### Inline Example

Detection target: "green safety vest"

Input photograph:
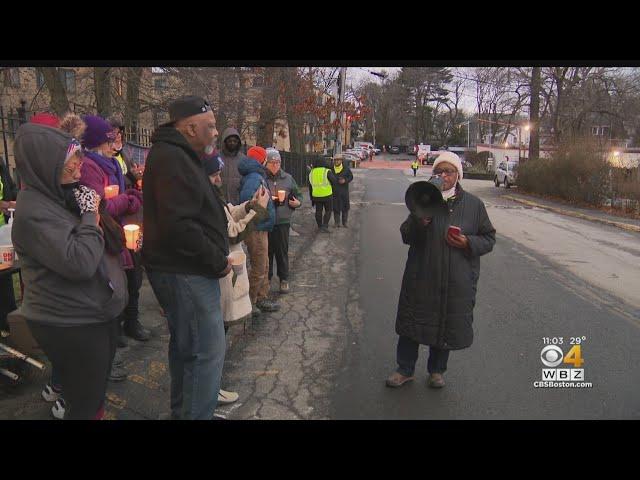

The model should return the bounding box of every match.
[309,167,332,198]
[115,153,128,175]
[412,161,419,169]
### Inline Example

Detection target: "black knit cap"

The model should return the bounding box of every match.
[166,96,212,125]
[203,154,221,175]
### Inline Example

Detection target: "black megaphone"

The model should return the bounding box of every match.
[404,176,446,219]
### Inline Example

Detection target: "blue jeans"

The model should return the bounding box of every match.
[396,335,450,376]
[147,270,226,420]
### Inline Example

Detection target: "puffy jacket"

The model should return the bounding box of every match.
[11,123,128,326]
[238,157,276,232]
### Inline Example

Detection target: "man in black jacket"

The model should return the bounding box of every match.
[142,96,232,420]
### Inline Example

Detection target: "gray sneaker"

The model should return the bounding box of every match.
[256,299,281,312]
[279,280,290,294]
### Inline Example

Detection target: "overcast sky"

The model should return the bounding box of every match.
[346,66,478,113]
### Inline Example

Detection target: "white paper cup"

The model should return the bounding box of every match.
[228,251,246,275]
[278,190,286,202]
[0,244,15,270]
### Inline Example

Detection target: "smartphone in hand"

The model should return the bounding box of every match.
[448,225,462,236]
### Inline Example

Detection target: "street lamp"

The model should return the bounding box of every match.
[610,150,621,206]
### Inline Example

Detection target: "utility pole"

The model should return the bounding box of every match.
[335,67,347,155]
[528,66,541,160]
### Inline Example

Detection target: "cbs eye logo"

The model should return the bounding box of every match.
[540,345,584,368]
[540,346,564,367]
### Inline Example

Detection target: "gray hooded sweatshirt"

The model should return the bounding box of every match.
[219,127,248,205]
[11,123,128,326]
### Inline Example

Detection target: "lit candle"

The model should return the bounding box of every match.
[104,185,119,199]
[123,224,140,250]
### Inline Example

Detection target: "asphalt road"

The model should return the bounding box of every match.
[331,168,640,419]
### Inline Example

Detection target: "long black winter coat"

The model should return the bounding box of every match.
[395,184,496,349]
[331,164,353,212]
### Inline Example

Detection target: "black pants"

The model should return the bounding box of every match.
[268,223,290,281]
[333,210,349,226]
[396,335,450,376]
[314,199,333,228]
[119,250,143,327]
[332,190,350,226]
[27,319,118,419]
[0,274,17,331]
[412,168,417,177]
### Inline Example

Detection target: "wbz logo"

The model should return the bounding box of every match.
[542,369,584,381]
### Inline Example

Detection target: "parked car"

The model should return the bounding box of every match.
[422,151,444,165]
[373,148,381,155]
[341,152,361,168]
[389,145,400,154]
[346,148,369,161]
[494,160,518,188]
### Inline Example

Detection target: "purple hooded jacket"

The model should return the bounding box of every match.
[80,152,141,269]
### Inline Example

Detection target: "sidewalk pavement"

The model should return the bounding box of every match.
[0,184,360,420]
[503,192,640,233]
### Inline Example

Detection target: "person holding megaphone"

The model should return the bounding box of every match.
[386,152,496,389]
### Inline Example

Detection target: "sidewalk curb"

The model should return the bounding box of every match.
[503,195,640,233]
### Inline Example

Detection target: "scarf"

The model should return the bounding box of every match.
[334,164,343,174]
[84,150,125,193]
[442,183,460,201]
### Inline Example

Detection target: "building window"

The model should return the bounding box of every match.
[116,77,124,96]
[59,69,76,93]
[252,76,264,88]
[591,126,599,136]
[5,68,20,88]
[154,76,167,91]
[35,69,45,88]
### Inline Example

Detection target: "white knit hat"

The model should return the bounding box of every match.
[432,151,463,180]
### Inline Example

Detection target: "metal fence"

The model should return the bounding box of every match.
[280,150,326,188]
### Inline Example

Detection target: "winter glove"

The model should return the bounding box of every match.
[73,185,100,215]
[126,193,142,214]
[125,188,143,202]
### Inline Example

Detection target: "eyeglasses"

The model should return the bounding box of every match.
[432,168,457,176]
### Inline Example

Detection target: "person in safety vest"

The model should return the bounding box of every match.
[308,158,336,233]
[411,159,419,177]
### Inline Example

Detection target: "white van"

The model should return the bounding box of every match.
[354,141,374,151]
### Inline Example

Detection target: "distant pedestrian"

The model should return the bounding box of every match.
[309,158,336,233]
[386,151,496,389]
[331,155,352,228]
[411,159,419,177]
